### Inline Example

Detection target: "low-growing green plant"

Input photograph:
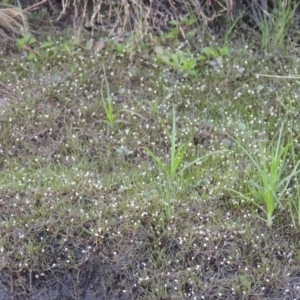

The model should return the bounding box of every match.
[15,34,79,61]
[288,135,300,230]
[15,33,39,60]
[15,33,37,56]
[100,67,146,128]
[144,107,189,179]
[227,125,300,227]
[101,74,115,127]
[39,39,76,56]
[157,14,196,44]
[155,47,198,75]
[158,27,180,44]
[154,45,229,76]
[169,14,197,28]
[143,107,225,180]
[112,36,136,55]
[199,45,229,61]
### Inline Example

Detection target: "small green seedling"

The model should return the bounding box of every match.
[16,33,37,59]
[100,67,146,128]
[143,107,225,180]
[155,45,229,76]
[227,125,300,227]
[288,133,300,230]
[101,72,115,127]
[198,45,229,62]
[16,33,36,49]
[155,48,198,75]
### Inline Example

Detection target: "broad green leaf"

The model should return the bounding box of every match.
[202,47,219,58]
[28,53,37,60]
[160,55,171,64]
[39,41,55,49]
[218,45,229,56]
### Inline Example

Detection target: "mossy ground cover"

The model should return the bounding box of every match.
[1,7,300,300]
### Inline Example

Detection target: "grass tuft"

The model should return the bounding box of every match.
[0,4,28,44]
[227,125,300,227]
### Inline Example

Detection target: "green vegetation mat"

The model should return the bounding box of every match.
[1,3,300,299]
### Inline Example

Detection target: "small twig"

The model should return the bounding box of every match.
[29,269,32,291]
[48,0,59,13]
[256,73,300,79]
[24,0,48,12]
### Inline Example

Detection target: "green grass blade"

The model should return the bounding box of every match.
[143,147,169,176]
[170,106,176,177]
[180,150,227,173]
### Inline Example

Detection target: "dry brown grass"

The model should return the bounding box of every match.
[57,0,300,37]
[59,0,234,33]
[0,4,28,43]
[0,81,16,114]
